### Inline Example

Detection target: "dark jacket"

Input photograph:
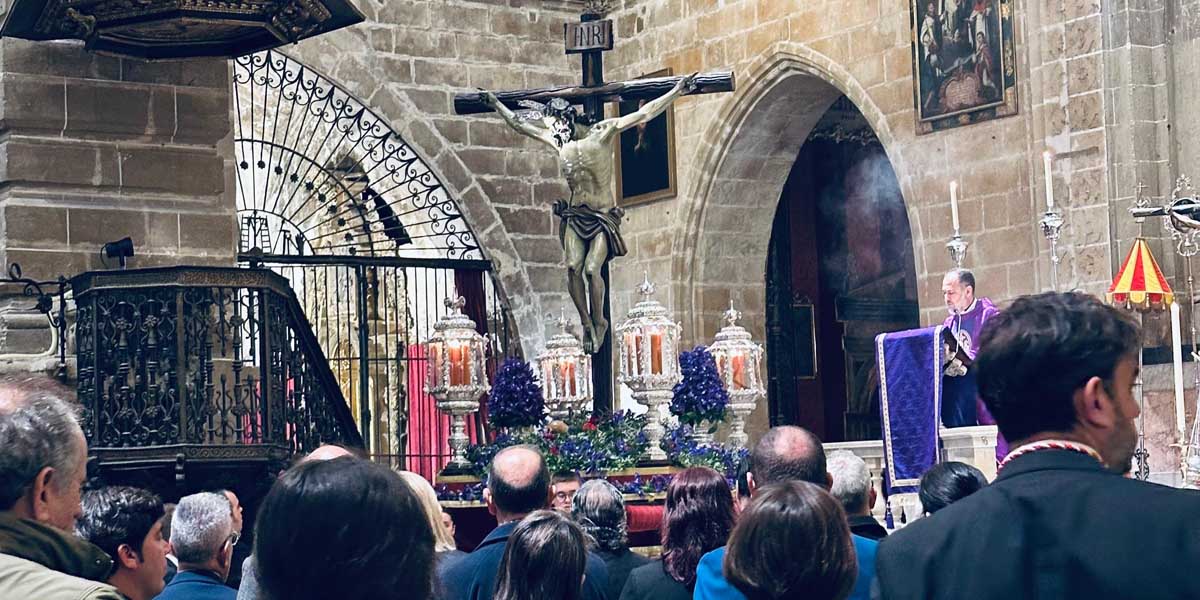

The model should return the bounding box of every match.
[0,512,122,600]
[618,561,690,600]
[874,449,1200,600]
[155,570,237,600]
[596,548,649,600]
[439,520,610,600]
[694,535,877,600]
[847,514,888,541]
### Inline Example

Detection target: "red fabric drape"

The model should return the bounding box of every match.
[404,270,496,479]
[406,344,451,479]
[454,270,495,442]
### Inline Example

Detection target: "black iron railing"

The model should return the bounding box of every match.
[72,266,362,456]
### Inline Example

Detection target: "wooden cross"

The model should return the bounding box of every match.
[453,9,735,413]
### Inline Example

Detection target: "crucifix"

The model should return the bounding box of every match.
[455,2,735,412]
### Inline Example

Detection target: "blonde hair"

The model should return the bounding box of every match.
[398,470,458,552]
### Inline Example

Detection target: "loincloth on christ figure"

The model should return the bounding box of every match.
[553,199,628,258]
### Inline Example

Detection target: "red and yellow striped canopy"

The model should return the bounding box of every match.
[1107,238,1174,310]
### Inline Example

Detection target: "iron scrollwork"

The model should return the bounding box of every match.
[73,267,363,453]
[232,50,483,261]
[1,263,70,379]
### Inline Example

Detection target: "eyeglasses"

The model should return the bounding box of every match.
[225,532,240,548]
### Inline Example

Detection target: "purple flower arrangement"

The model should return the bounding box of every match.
[661,422,748,480]
[670,346,730,430]
[461,411,649,479]
[487,358,545,430]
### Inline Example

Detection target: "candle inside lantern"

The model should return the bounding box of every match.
[543,361,555,397]
[731,352,748,390]
[650,330,663,375]
[950,181,960,234]
[623,331,641,376]
[430,343,443,388]
[447,342,468,386]
[1043,150,1055,211]
[560,359,576,397]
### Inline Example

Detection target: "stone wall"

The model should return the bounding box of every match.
[0,39,235,278]
[0,36,235,361]
[284,0,587,356]
[594,0,1122,342]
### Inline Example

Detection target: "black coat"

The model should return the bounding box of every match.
[619,561,691,600]
[848,515,888,541]
[439,521,610,600]
[596,548,650,600]
[874,449,1200,600]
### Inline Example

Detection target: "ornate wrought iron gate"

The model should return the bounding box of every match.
[232,51,510,469]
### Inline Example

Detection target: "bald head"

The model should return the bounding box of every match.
[487,445,550,518]
[302,444,356,463]
[750,426,827,487]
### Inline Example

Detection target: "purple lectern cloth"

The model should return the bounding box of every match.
[876,326,944,496]
[942,297,1008,460]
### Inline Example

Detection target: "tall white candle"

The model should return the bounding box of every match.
[950,181,960,234]
[1172,301,1186,440]
[1043,150,1055,211]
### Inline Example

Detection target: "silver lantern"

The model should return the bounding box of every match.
[707,303,765,449]
[425,297,490,472]
[537,313,593,420]
[616,276,681,461]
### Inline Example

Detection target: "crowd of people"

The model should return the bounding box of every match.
[3,291,1200,600]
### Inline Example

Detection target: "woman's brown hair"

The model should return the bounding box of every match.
[723,481,857,600]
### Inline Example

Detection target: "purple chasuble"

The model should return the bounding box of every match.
[942,297,1007,460]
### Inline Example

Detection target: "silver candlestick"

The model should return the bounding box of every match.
[1040,210,1065,291]
[946,234,968,269]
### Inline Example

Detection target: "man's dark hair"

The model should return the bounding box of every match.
[255,457,434,600]
[552,471,581,486]
[75,486,165,573]
[950,268,976,292]
[918,462,987,515]
[488,445,551,516]
[750,426,827,486]
[977,291,1140,443]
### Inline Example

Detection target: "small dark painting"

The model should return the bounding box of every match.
[615,68,678,207]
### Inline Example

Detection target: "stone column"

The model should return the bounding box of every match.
[0,38,235,366]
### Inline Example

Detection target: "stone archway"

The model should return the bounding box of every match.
[678,46,923,438]
[679,45,918,338]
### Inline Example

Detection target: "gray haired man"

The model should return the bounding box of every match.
[571,479,648,600]
[156,492,238,600]
[0,375,123,599]
[827,450,887,540]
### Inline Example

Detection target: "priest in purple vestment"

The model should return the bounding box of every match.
[941,269,1008,460]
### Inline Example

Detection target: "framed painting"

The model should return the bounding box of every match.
[910,0,1017,134]
[614,68,678,207]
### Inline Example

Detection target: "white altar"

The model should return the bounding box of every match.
[825,425,998,528]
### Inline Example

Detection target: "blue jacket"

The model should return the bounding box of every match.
[439,521,611,600]
[154,570,237,600]
[693,534,877,600]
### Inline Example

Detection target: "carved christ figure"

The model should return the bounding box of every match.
[479,73,697,353]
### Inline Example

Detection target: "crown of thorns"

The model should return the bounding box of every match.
[516,98,576,123]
